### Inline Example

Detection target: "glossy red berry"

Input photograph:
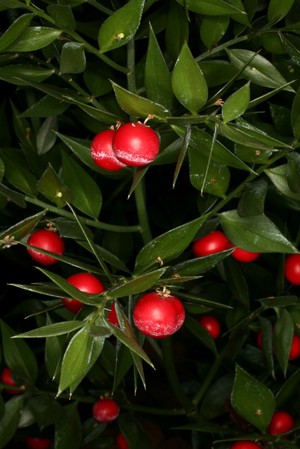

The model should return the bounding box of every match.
[27,229,65,265]
[0,367,20,394]
[133,290,185,338]
[92,398,120,423]
[112,122,160,167]
[267,410,295,436]
[90,129,126,171]
[230,246,261,263]
[116,432,129,449]
[285,254,300,285]
[62,273,105,314]
[230,441,261,449]
[198,314,221,339]
[107,302,119,326]
[192,230,230,257]
[25,437,52,449]
[288,334,300,360]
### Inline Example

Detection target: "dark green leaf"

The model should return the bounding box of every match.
[0,65,54,85]
[276,368,300,406]
[273,309,294,376]
[222,82,250,123]
[0,210,45,247]
[287,152,300,193]
[60,42,86,74]
[135,216,206,273]
[62,152,102,218]
[6,27,62,52]
[37,164,72,208]
[36,117,58,155]
[45,334,64,381]
[291,86,300,138]
[0,151,37,195]
[172,42,208,114]
[223,258,249,308]
[0,13,34,51]
[0,395,24,449]
[13,321,85,338]
[0,159,4,184]
[176,0,246,15]
[221,210,298,254]
[20,95,69,118]
[231,364,275,431]
[54,403,82,449]
[200,15,229,49]
[237,179,268,217]
[47,5,76,31]
[184,315,217,354]
[98,0,145,53]
[268,0,295,23]
[265,164,300,201]
[227,49,294,92]
[165,1,189,60]
[170,250,233,276]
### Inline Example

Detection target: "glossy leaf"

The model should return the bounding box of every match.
[36,116,58,155]
[0,210,46,247]
[0,13,34,51]
[237,179,268,217]
[112,81,169,119]
[60,42,86,74]
[170,249,233,276]
[6,27,62,52]
[172,42,208,114]
[189,147,230,198]
[165,1,189,60]
[0,320,38,383]
[291,86,300,139]
[62,151,102,218]
[13,321,85,338]
[0,64,54,86]
[265,164,300,201]
[37,164,72,208]
[276,368,300,406]
[231,364,275,431]
[227,49,294,92]
[222,82,250,123]
[47,4,76,31]
[221,210,299,253]
[98,0,145,53]
[287,152,300,193]
[0,151,37,196]
[54,403,82,449]
[58,325,105,395]
[273,309,294,376]
[223,258,249,308]
[145,25,173,110]
[45,333,64,381]
[176,0,246,15]
[280,33,300,67]
[268,0,295,23]
[135,216,206,273]
[0,395,24,449]
[20,95,69,118]
[200,15,229,49]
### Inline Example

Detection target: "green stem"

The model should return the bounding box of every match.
[134,181,152,244]
[24,196,142,233]
[162,337,197,416]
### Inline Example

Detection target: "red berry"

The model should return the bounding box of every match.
[198,314,221,339]
[230,441,261,449]
[0,367,20,395]
[90,129,126,171]
[288,334,300,360]
[230,245,260,263]
[267,410,295,436]
[112,122,160,167]
[256,330,263,350]
[25,437,52,449]
[133,290,185,338]
[27,229,65,265]
[62,273,105,314]
[107,302,119,326]
[192,230,230,257]
[285,254,300,285]
[92,398,120,423]
[116,432,129,449]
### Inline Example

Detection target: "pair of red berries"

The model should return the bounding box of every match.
[92,398,128,448]
[192,230,261,263]
[90,121,160,171]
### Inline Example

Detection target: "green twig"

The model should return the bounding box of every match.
[134,181,152,244]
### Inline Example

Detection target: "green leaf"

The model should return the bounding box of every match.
[221,210,299,254]
[0,13,34,52]
[45,334,64,380]
[237,179,268,217]
[165,1,189,60]
[112,81,169,119]
[0,65,54,86]
[265,164,300,201]
[20,95,69,118]
[13,321,85,338]
[184,315,217,354]
[0,159,4,184]
[98,0,145,53]
[170,250,233,276]
[0,395,24,449]
[176,0,246,15]
[6,27,62,52]
[189,147,230,198]
[223,258,249,308]
[0,320,38,384]
[273,309,294,376]
[268,0,295,23]
[172,42,208,114]
[36,117,58,155]
[37,164,72,208]
[58,325,105,396]
[200,15,229,49]
[231,364,275,431]
[60,42,86,74]
[291,86,300,139]
[0,150,37,196]
[62,152,102,218]
[227,49,294,92]
[54,403,82,449]
[47,5,76,31]
[276,368,300,406]
[105,268,167,300]
[145,25,173,110]
[0,210,46,247]
[287,152,300,193]
[222,82,250,123]
[135,216,206,273]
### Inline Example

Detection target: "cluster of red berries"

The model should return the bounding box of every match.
[90,121,160,171]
